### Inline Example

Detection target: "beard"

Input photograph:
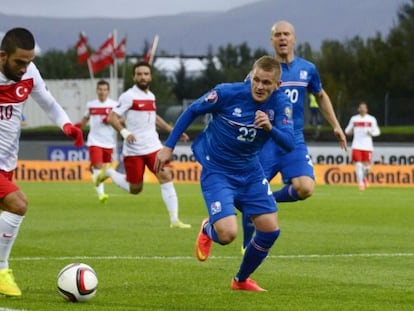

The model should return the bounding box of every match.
[2,61,22,82]
[136,80,150,91]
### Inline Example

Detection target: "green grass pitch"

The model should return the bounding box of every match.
[1,182,413,310]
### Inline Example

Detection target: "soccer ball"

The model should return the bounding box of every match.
[57,263,98,302]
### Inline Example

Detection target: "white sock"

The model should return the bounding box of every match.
[160,181,179,223]
[363,165,371,179]
[108,169,130,192]
[0,212,24,270]
[92,169,104,196]
[355,162,364,185]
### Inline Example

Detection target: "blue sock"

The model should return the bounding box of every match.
[203,221,224,245]
[273,184,301,202]
[235,229,280,282]
[242,213,255,249]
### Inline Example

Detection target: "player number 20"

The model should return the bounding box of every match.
[237,127,257,142]
[284,88,299,104]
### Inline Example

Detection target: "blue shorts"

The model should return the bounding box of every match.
[259,141,315,184]
[200,168,277,224]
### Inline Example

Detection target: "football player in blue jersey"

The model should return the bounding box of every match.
[155,56,294,291]
[241,21,348,251]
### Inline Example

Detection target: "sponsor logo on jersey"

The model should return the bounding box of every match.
[232,107,242,117]
[0,78,34,104]
[131,99,156,111]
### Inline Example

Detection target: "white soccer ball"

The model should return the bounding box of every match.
[57,263,98,302]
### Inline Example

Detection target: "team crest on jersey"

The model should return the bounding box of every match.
[232,107,242,117]
[210,201,222,215]
[205,90,218,103]
[299,70,308,80]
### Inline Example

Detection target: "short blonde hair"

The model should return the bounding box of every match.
[270,20,296,37]
[252,55,282,80]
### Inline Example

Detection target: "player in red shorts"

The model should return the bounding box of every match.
[77,80,118,203]
[96,62,191,228]
[0,28,83,296]
[345,102,381,190]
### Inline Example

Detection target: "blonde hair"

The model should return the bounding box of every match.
[252,55,282,80]
[271,20,296,37]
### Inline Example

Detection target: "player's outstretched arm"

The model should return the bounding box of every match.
[316,90,347,151]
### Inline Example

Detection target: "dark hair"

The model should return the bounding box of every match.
[1,28,35,54]
[97,79,110,89]
[132,61,152,75]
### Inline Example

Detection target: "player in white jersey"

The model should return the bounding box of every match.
[0,28,83,296]
[96,62,191,229]
[345,101,380,190]
[77,80,118,203]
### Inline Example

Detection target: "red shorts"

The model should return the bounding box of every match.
[0,170,19,199]
[88,146,113,166]
[124,150,170,184]
[351,149,372,163]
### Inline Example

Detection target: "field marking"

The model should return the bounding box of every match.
[11,252,414,262]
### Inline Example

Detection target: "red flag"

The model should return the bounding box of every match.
[88,34,115,74]
[143,35,159,65]
[76,32,89,64]
[115,37,127,59]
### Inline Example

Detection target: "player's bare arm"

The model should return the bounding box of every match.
[156,114,189,142]
[315,90,347,151]
[108,111,136,143]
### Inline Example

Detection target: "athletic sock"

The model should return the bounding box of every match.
[242,213,255,249]
[0,212,24,270]
[235,229,280,282]
[92,169,104,196]
[203,220,223,244]
[160,181,179,223]
[355,162,364,185]
[273,184,301,202]
[108,169,130,192]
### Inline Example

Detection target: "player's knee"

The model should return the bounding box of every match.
[216,228,237,245]
[219,233,237,245]
[3,191,28,216]
[295,184,314,200]
[156,168,173,183]
[129,183,143,195]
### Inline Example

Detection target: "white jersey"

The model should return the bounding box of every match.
[345,113,380,151]
[0,63,71,171]
[84,98,117,148]
[113,85,162,156]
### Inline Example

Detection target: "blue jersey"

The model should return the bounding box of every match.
[165,80,294,173]
[279,56,322,144]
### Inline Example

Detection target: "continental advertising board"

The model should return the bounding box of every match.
[19,144,412,186]
[14,161,414,187]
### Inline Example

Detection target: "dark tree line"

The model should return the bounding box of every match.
[35,1,414,125]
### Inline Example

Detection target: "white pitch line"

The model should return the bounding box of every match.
[10,253,414,261]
